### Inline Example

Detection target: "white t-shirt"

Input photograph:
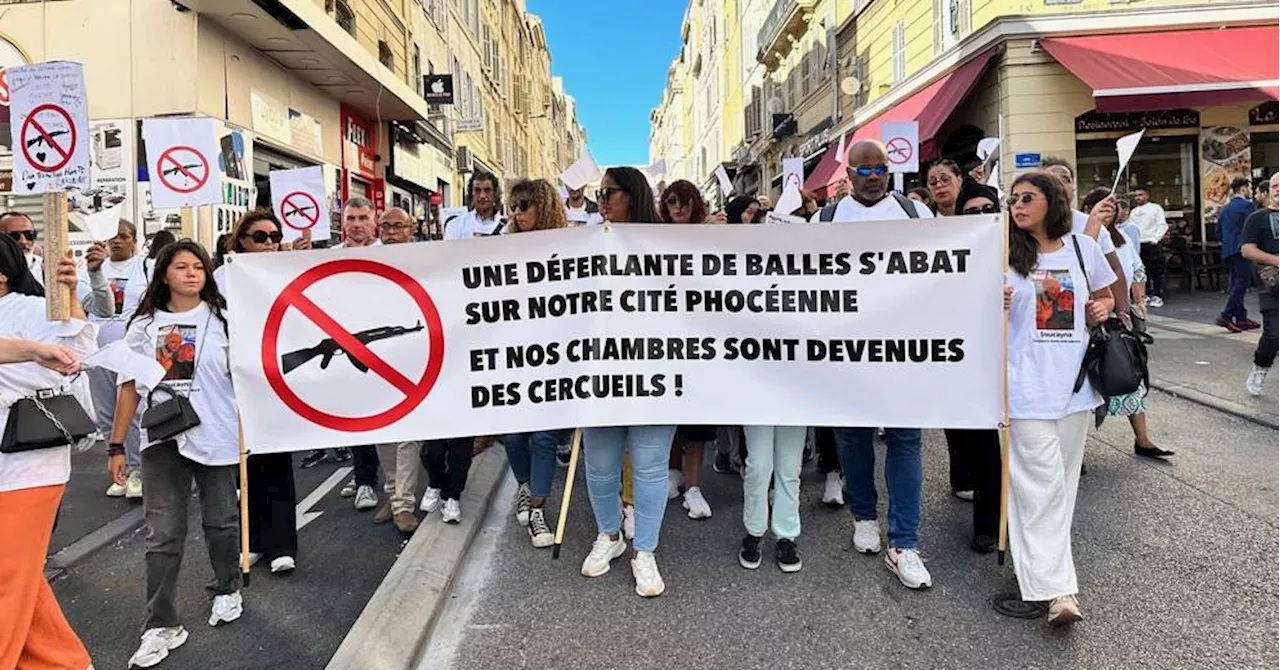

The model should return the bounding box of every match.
[0,293,98,493]
[566,206,604,226]
[92,256,150,346]
[28,253,101,306]
[1007,233,1118,420]
[122,302,239,466]
[1129,202,1169,244]
[811,194,935,222]
[1114,239,1143,287]
[1072,210,1116,255]
[1119,220,1142,251]
[443,210,505,239]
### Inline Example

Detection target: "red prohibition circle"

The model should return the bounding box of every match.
[20,103,77,173]
[262,259,445,432]
[279,191,321,230]
[156,145,211,194]
[886,137,913,165]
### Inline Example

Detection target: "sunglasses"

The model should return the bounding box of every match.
[848,164,890,178]
[597,186,625,202]
[1006,192,1042,207]
[7,230,37,242]
[244,230,283,244]
[962,203,1000,215]
[513,199,534,212]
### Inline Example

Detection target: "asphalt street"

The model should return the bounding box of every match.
[424,392,1278,670]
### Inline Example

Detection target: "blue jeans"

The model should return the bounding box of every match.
[1221,254,1253,321]
[833,427,923,549]
[504,429,568,499]
[582,425,676,553]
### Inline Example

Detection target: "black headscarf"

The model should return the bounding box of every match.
[954,179,1001,215]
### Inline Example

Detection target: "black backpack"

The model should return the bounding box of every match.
[818,192,920,222]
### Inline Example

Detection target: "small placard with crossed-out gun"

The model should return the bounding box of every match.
[281,322,425,375]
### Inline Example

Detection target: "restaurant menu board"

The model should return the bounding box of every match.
[1200,126,1252,228]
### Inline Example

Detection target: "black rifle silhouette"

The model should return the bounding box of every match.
[163,163,203,177]
[26,129,70,148]
[281,321,425,375]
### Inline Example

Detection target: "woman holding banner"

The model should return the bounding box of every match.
[110,240,244,667]
[0,235,95,670]
[501,179,573,548]
[214,211,301,573]
[579,167,678,598]
[1005,173,1116,626]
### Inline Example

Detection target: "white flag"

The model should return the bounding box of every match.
[714,165,734,197]
[774,183,803,217]
[645,158,668,178]
[1112,129,1145,194]
[560,153,602,191]
[835,132,848,167]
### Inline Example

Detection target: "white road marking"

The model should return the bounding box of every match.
[297,466,353,530]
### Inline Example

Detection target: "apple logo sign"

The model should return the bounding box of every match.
[431,79,445,94]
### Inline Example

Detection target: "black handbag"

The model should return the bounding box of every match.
[1,389,97,453]
[140,383,201,442]
[1070,236,1153,398]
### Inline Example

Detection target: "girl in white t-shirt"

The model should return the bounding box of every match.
[1005,172,1116,626]
[107,240,243,668]
[0,234,95,669]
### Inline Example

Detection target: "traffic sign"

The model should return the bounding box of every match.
[880,121,920,174]
[7,61,90,193]
[279,191,320,231]
[261,259,444,432]
[142,117,223,208]
[156,145,210,194]
[20,103,76,173]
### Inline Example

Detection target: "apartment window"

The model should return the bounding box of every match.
[412,45,422,96]
[892,22,907,83]
[786,69,797,109]
[331,0,356,37]
[378,40,394,70]
[483,27,493,72]
[801,50,812,98]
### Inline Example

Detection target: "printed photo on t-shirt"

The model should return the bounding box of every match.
[1032,269,1078,341]
[156,324,198,381]
[110,279,127,315]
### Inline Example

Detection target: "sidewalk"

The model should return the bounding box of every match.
[1144,289,1277,428]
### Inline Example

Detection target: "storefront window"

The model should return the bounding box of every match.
[1078,135,1197,234]
[1251,132,1278,182]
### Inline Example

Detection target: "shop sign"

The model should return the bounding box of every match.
[289,109,323,157]
[1075,109,1199,133]
[250,90,291,143]
[1015,153,1041,168]
[456,117,483,133]
[342,107,378,179]
[391,140,432,190]
[1249,101,1278,126]
[423,74,454,105]
[1199,126,1251,228]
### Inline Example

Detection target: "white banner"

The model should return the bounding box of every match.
[228,218,1003,452]
[142,117,223,209]
[269,166,328,243]
[8,61,90,194]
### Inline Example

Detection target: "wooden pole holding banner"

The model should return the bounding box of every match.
[238,420,252,587]
[997,211,1012,566]
[180,206,195,242]
[551,428,584,560]
[42,192,71,320]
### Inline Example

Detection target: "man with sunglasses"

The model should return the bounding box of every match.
[0,212,113,319]
[811,140,934,591]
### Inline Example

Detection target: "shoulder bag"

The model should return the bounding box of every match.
[1,386,97,453]
[1070,236,1153,397]
[140,312,211,442]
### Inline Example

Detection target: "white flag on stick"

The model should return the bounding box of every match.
[645,158,667,178]
[835,132,848,167]
[560,153,602,191]
[1111,129,1145,194]
[714,164,734,197]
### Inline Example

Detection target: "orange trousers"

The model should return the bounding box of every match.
[0,484,91,670]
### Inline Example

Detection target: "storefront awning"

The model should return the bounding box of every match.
[804,49,996,198]
[1041,27,1280,114]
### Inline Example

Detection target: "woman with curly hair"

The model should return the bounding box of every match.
[659,180,708,225]
[501,179,573,548]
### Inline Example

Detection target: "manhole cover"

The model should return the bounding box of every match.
[991,593,1048,619]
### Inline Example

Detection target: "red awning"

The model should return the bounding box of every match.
[1041,27,1280,114]
[803,49,996,198]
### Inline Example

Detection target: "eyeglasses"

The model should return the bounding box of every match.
[848,164,890,178]
[378,221,413,231]
[513,199,534,212]
[962,203,1000,215]
[244,230,283,244]
[6,230,37,242]
[597,186,625,202]
[927,175,956,187]
[1006,192,1043,208]
[664,197,689,209]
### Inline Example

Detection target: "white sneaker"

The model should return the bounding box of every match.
[353,485,378,510]
[208,591,243,626]
[515,482,531,526]
[581,532,627,577]
[885,547,932,589]
[125,469,143,499]
[339,479,357,498]
[1246,365,1270,396]
[527,507,554,548]
[853,519,882,554]
[441,498,461,524]
[270,556,295,573]
[822,471,845,507]
[954,490,975,502]
[1148,296,1164,308]
[243,552,262,567]
[682,487,712,519]
[419,487,441,513]
[129,626,188,668]
[622,504,636,540]
[106,479,126,497]
[666,469,683,500]
[631,551,665,597]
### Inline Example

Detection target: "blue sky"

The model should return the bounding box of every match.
[527,0,687,167]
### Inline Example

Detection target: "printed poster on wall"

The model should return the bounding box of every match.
[7,60,90,194]
[1199,126,1252,230]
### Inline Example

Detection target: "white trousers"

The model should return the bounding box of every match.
[1008,411,1090,601]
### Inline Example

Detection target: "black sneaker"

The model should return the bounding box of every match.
[556,443,572,465]
[739,535,762,570]
[300,450,327,469]
[714,451,734,474]
[333,448,352,464]
[776,538,802,573]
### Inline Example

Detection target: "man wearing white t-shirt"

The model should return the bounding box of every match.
[1042,158,1131,323]
[1129,188,1169,306]
[565,185,603,226]
[444,171,505,239]
[811,140,933,591]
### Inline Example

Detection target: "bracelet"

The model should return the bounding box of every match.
[107,443,125,456]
